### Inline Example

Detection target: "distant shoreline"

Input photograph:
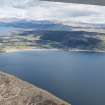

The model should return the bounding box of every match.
[1,48,59,54]
[1,48,105,54]
[68,49,105,53]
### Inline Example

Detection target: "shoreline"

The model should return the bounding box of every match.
[1,48,105,54]
[2,48,59,54]
[0,71,70,105]
[68,49,105,53]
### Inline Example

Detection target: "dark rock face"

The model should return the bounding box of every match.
[0,72,70,105]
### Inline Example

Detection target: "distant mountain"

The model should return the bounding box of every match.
[39,30,104,50]
[1,19,105,33]
[0,20,72,31]
[1,19,105,51]
[20,29,105,50]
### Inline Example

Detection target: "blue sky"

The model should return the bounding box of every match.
[0,0,105,24]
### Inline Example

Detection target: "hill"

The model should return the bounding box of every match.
[0,71,70,105]
[1,19,105,52]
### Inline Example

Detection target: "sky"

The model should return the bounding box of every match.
[0,0,105,24]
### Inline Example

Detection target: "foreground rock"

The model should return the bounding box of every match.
[0,72,71,105]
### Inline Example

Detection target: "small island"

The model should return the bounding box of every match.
[0,71,70,105]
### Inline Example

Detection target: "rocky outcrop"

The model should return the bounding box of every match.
[0,71,71,105]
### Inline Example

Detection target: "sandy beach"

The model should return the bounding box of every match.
[1,47,105,54]
[3,47,59,53]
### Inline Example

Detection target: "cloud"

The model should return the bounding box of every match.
[0,0,105,24]
[0,0,39,8]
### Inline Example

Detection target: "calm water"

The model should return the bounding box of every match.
[0,51,105,105]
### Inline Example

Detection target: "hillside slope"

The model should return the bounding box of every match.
[0,71,70,105]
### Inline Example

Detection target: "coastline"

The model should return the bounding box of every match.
[2,48,59,54]
[1,47,105,54]
[68,49,105,53]
[0,71,71,105]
